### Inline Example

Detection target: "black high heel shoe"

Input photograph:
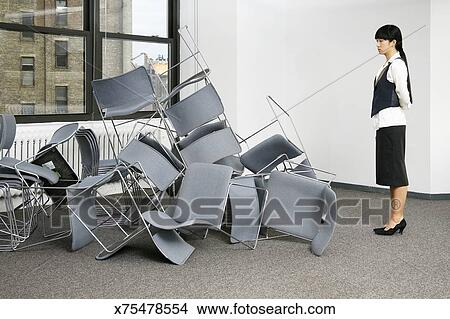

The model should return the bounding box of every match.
[374,219,407,236]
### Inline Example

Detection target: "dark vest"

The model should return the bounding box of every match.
[371,58,401,117]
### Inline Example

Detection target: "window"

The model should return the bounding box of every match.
[55,86,68,113]
[21,57,35,86]
[21,103,35,115]
[55,0,68,27]
[55,41,69,68]
[100,0,176,111]
[100,0,168,37]
[21,12,34,39]
[0,0,179,122]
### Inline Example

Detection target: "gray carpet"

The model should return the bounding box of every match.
[0,188,449,299]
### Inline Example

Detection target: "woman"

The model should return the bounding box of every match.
[371,25,412,235]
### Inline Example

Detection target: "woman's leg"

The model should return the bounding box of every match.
[385,186,408,229]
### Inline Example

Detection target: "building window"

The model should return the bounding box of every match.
[21,103,35,115]
[55,41,69,68]
[55,0,68,27]
[21,57,35,86]
[21,12,34,39]
[55,86,68,113]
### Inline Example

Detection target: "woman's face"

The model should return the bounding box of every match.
[375,38,396,55]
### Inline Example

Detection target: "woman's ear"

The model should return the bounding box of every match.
[390,39,397,47]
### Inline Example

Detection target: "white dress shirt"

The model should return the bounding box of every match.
[372,52,412,130]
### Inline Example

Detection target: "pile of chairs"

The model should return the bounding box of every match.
[0,28,337,264]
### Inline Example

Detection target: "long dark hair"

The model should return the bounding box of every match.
[375,24,413,103]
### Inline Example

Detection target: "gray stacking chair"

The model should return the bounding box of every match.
[92,66,158,155]
[67,137,184,259]
[75,126,123,178]
[240,134,303,174]
[67,171,124,252]
[0,116,79,250]
[75,126,138,229]
[158,82,242,172]
[261,171,337,256]
[93,66,156,118]
[149,54,241,171]
[141,163,234,265]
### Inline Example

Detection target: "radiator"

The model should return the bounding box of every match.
[0,119,166,181]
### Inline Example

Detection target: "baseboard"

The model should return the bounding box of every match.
[330,181,450,200]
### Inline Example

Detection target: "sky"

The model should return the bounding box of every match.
[131,0,168,60]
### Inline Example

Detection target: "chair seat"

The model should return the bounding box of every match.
[241,134,303,173]
[0,157,59,184]
[142,211,197,230]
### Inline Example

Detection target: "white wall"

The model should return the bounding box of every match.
[430,0,450,194]
[180,0,238,126]
[181,0,449,194]
[236,0,430,193]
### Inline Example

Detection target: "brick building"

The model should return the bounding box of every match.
[0,0,133,115]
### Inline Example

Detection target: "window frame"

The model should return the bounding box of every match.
[55,85,69,114]
[21,11,35,40]
[0,0,180,123]
[21,102,36,115]
[21,56,35,87]
[55,40,69,68]
[55,0,69,28]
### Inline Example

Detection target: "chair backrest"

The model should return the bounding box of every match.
[0,114,16,151]
[92,66,156,118]
[164,83,224,136]
[179,127,242,166]
[241,134,303,174]
[48,123,79,146]
[75,127,99,178]
[118,139,180,191]
[138,133,184,171]
[262,171,330,240]
[178,120,227,150]
[172,163,233,227]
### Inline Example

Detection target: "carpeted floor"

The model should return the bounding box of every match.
[0,188,449,299]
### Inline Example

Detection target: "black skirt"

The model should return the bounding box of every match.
[376,125,409,187]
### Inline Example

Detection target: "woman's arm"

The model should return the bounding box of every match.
[390,60,412,109]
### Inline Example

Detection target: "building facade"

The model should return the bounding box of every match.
[1,0,169,116]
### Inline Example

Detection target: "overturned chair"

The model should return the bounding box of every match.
[67,136,184,259]
[261,170,337,256]
[141,162,235,265]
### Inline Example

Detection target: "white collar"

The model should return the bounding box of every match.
[385,51,401,65]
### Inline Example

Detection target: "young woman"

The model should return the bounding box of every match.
[371,25,412,235]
